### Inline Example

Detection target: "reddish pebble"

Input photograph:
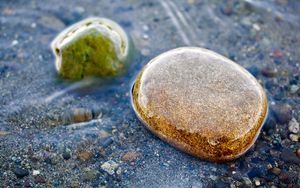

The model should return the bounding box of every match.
[122,151,141,162]
[77,150,94,161]
[273,49,283,58]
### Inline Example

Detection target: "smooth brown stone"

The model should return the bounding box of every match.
[77,150,94,161]
[131,47,268,162]
[121,151,142,162]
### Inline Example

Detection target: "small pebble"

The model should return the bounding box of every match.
[116,167,122,175]
[261,66,278,77]
[62,148,72,160]
[289,134,299,142]
[248,167,265,178]
[82,168,99,181]
[246,65,260,77]
[252,23,260,31]
[77,150,94,161]
[101,160,118,175]
[98,130,110,139]
[242,177,252,186]
[141,48,150,56]
[271,103,292,124]
[34,175,46,184]
[11,40,18,46]
[32,170,40,176]
[0,131,10,136]
[13,167,29,178]
[142,25,149,31]
[288,118,299,133]
[70,108,93,123]
[31,22,36,28]
[44,153,61,165]
[71,181,80,188]
[272,49,283,58]
[278,173,292,184]
[101,137,113,148]
[254,179,261,186]
[289,85,299,94]
[281,149,300,164]
[39,15,65,31]
[270,167,281,175]
[121,151,141,162]
[214,181,229,188]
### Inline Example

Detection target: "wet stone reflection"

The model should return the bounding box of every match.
[132,47,268,162]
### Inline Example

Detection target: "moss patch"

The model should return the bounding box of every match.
[59,29,124,80]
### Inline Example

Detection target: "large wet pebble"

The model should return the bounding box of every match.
[131,47,268,162]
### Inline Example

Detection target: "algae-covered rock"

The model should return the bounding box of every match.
[51,17,130,80]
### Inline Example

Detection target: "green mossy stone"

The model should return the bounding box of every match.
[51,17,130,80]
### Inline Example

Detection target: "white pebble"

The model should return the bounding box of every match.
[32,170,40,176]
[290,85,299,93]
[101,160,118,175]
[142,25,149,31]
[31,22,36,28]
[141,48,150,56]
[289,134,299,142]
[11,40,18,46]
[254,179,261,186]
[253,23,260,31]
[289,118,299,133]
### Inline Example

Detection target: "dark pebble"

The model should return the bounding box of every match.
[278,172,297,184]
[274,92,284,100]
[44,156,52,164]
[271,103,292,124]
[214,181,230,188]
[44,154,60,165]
[23,180,31,187]
[261,66,278,77]
[274,59,282,65]
[264,81,273,90]
[262,117,276,135]
[0,65,9,77]
[82,168,99,182]
[221,6,232,16]
[289,78,298,85]
[247,167,265,178]
[119,20,132,28]
[101,137,113,148]
[34,175,46,184]
[250,157,263,163]
[13,167,29,178]
[246,65,260,77]
[62,149,71,160]
[54,8,82,25]
[113,6,133,14]
[153,17,160,22]
[280,149,300,164]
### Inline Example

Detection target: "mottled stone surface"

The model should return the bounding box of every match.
[132,47,268,162]
[51,17,129,80]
